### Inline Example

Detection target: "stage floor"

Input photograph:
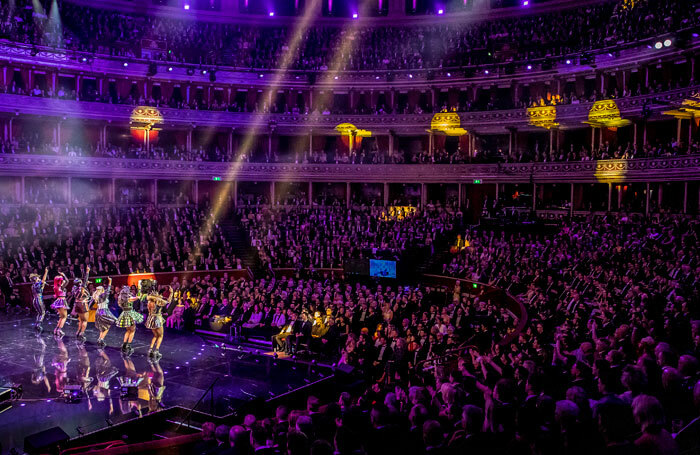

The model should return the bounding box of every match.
[0,314,328,454]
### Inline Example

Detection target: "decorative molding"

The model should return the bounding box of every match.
[1,154,699,183]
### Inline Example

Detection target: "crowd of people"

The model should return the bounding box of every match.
[0,206,243,286]
[0,0,694,72]
[239,206,459,269]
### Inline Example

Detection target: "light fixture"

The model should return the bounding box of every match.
[334,76,338,80]
[408,74,413,78]
[437,8,444,14]
[654,41,663,49]
[259,74,264,78]
[184,3,190,9]
[527,65,532,70]
[446,72,451,77]
[663,39,672,47]
[123,62,129,67]
[484,70,489,74]
[269,11,275,16]
[168,67,173,72]
[566,59,571,64]
[522,0,529,5]
[352,13,358,18]
[201,69,207,75]
[81,57,87,62]
[375,75,380,79]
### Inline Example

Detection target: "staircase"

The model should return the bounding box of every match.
[220,214,263,276]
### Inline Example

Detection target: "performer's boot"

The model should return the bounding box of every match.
[147,348,155,358]
[121,342,128,353]
[126,343,134,355]
[152,349,162,360]
[97,339,106,348]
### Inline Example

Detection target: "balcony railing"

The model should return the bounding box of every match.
[1,153,698,183]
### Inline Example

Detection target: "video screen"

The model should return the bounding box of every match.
[369,259,397,278]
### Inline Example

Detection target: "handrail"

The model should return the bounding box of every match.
[175,377,220,432]
[59,440,127,455]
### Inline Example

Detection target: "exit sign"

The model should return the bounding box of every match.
[473,179,482,184]
[95,278,102,284]
[212,177,222,181]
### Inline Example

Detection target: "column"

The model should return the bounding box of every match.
[607,183,612,211]
[677,118,682,144]
[346,182,351,208]
[268,132,272,157]
[270,181,275,206]
[570,183,574,217]
[428,131,434,155]
[20,176,25,204]
[591,127,596,152]
[549,129,554,153]
[194,180,199,206]
[642,122,647,146]
[309,130,313,154]
[228,129,234,156]
[645,183,650,216]
[7,117,12,142]
[186,128,193,152]
[495,182,499,204]
[683,182,688,214]
[383,183,389,206]
[458,183,463,208]
[633,122,637,148]
[421,183,427,206]
[153,180,158,206]
[233,181,238,208]
[657,184,663,210]
[388,132,394,157]
[308,181,313,206]
[532,183,537,211]
[618,184,623,210]
[110,178,116,204]
[508,129,513,156]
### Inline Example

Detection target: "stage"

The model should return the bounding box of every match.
[0,314,330,454]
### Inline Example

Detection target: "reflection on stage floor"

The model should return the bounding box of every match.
[0,315,327,454]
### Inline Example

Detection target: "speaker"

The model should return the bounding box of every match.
[24,427,70,454]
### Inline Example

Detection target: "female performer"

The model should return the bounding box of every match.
[51,272,69,337]
[116,286,143,355]
[71,266,91,342]
[94,277,116,348]
[145,286,172,360]
[29,268,48,333]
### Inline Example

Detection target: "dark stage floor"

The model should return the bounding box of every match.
[0,314,329,454]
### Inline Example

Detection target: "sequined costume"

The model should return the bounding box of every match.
[30,277,46,324]
[94,285,117,332]
[72,284,91,315]
[116,288,144,328]
[145,294,168,329]
[50,276,69,310]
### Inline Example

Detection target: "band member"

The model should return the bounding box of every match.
[94,278,116,348]
[71,266,91,342]
[116,286,143,355]
[145,286,172,360]
[29,268,49,333]
[51,272,69,337]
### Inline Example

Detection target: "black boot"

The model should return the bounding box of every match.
[97,339,106,348]
[121,342,128,353]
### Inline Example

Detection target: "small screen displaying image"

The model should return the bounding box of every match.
[369,259,397,278]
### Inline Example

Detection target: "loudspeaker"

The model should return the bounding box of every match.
[24,427,70,454]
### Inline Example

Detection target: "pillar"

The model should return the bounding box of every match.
[683,182,688,214]
[7,117,12,142]
[508,129,513,156]
[495,182,499,204]
[153,180,158,206]
[428,130,434,155]
[308,181,313,206]
[110,178,116,204]
[677,118,682,145]
[642,123,647,146]
[233,181,238,208]
[633,122,637,148]
[20,176,25,204]
[618,184,623,211]
[458,183,463,208]
[645,183,650,216]
[657,184,663,210]
[383,183,389,206]
[186,128,193,152]
[591,127,596,152]
[549,129,554,154]
[421,183,427,206]
[194,180,199,206]
[532,183,537,210]
[270,181,275,206]
[607,183,612,211]
[309,130,313,154]
[388,132,394,157]
[268,131,273,157]
[346,182,351,208]
[228,130,233,156]
[570,183,574,216]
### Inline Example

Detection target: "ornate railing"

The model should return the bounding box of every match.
[1,153,699,183]
[0,86,695,134]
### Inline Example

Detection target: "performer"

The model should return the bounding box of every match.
[31,333,51,394]
[116,286,143,355]
[71,266,91,342]
[145,286,172,360]
[93,348,118,417]
[51,272,69,337]
[93,278,117,348]
[29,268,49,333]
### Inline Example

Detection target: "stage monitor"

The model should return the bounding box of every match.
[369,259,397,279]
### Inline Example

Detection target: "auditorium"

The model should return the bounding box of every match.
[0,0,699,453]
